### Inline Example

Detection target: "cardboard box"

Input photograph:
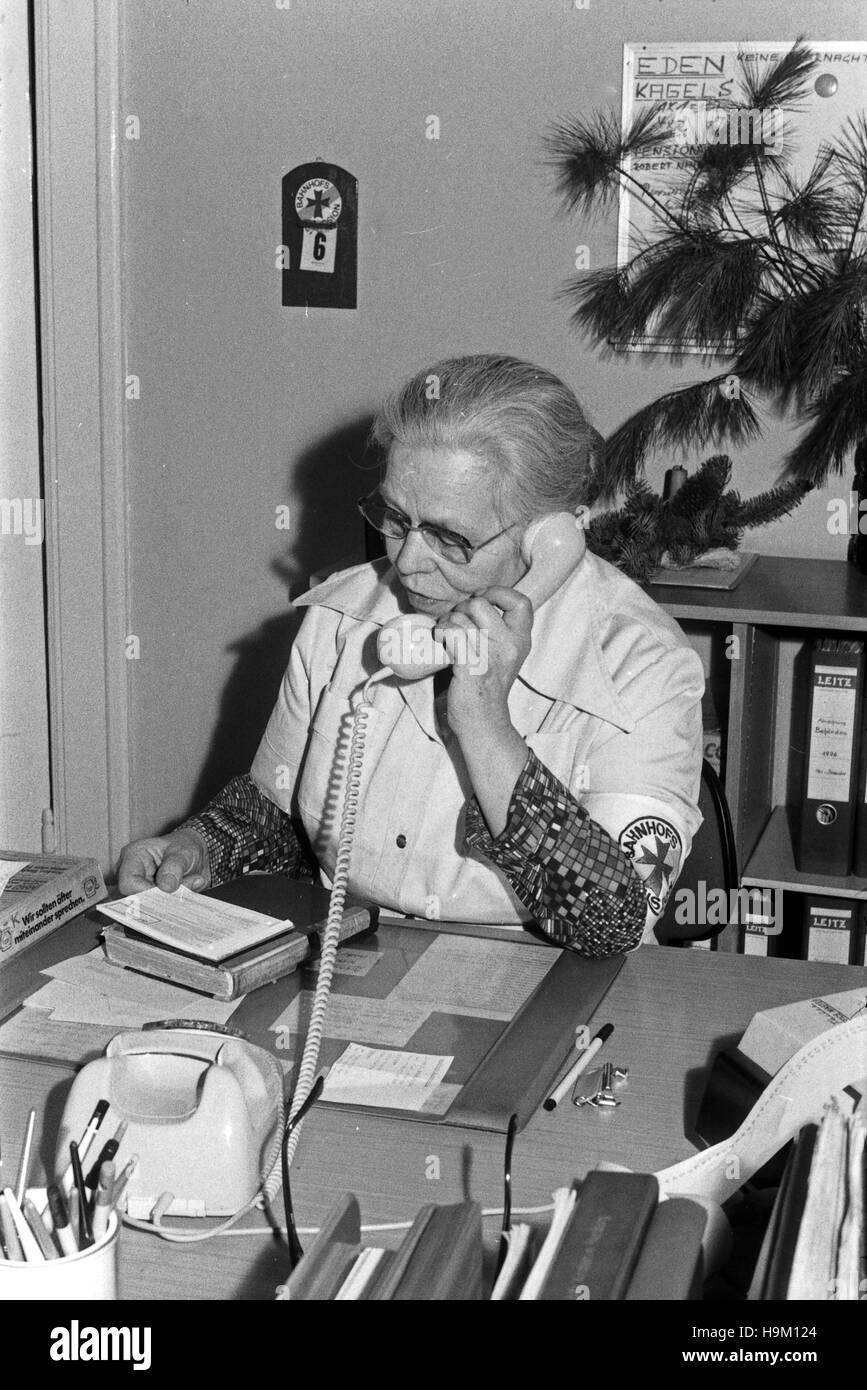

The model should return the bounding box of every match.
[739,987,867,1077]
[0,851,106,967]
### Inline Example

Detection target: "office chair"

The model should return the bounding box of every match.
[654,758,740,946]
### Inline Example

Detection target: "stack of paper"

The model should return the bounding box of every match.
[25,948,238,1027]
[751,1098,866,1301]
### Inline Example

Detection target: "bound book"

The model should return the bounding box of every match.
[624,1197,707,1300]
[99,877,376,1000]
[279,1193,363,1300]
[362,1200,483,1301]
[534,1171,660,1301]
[795,638,864,876]
[0,852,106,969]
[280,1195,483,1300]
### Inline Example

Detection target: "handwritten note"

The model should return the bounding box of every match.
[389,934,555,1021]
[321,1044,453,1111]
[271,991,431,1049]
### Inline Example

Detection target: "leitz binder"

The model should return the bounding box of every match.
[802,895,857,965]
[855,678,867,877]
[795,639,865,876]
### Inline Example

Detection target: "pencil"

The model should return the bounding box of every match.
[22,1197,58,1260]
[14,1109,36,1206]
[0,1192,24,1260]
[2,1187,44,1262]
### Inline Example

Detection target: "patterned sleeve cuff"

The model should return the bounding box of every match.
[463,749,646,957]
[178,773,316,888]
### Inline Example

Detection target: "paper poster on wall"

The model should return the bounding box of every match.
[618,40,867,351]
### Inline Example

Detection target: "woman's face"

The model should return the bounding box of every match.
[381,444,526,617]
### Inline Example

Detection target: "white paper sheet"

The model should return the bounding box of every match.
[320,1043,453,1110]
[0,858,28,895]
[271,991,431,1049]
[97,885,292,961]
[388,934,555,1020]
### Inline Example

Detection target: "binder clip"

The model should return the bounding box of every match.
[572,1062,629,1109]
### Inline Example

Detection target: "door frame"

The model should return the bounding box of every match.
[34,0,130,874]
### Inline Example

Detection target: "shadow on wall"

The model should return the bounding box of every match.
[180,415,380,817]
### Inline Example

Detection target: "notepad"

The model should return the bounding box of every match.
[97,885,293,962]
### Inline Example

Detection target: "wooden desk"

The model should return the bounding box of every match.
[1,919,864,1300]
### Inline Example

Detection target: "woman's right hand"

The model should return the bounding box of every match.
[116,829,211,896]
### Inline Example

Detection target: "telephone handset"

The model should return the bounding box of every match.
[375,511,586,682]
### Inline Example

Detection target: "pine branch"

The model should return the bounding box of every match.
[602,379,761,493]
[783,363,867,482]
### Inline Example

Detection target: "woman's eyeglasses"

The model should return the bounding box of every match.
[357,492,517,565]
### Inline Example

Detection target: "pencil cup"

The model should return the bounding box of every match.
[0,1189,120,1300]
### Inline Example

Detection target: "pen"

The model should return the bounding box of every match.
[543,1022,615,1111]
[22,1197,58,1260]
[14,1108,36,1206]
[62,1099,109,1194]
[85,1119,128,1190]
[69,1142,93,1248]
[2,1186,44,1262]
[68,1187,80,1245]
[111,1153,139,1211]
[47,1183,78,1257]
[0,1192,24,1260]
[91,1161,116,1240]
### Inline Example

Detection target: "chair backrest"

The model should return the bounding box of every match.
[654,759,739,945]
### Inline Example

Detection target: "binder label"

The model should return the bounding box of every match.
[806,666,859,801]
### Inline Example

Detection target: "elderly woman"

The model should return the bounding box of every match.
[117,355,704,956]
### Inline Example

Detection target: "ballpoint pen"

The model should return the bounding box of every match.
[91,1161,116,1241]
[86,1120,128,1190]
[47,1183,78,1256]
[62,1099,109,1194]
[69,1142,93,1249]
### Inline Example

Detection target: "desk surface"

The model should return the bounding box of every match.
[1,918,865,1300]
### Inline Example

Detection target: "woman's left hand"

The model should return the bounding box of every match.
[434,585,533,732]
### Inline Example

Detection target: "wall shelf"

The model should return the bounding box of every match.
[648,555,867,957]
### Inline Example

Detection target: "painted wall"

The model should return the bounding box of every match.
[0,2,51,849]
[119,0,866,839]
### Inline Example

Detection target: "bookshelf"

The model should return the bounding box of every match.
[649,556,867,956]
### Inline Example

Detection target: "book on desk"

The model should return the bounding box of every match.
[279,1172,709,1301]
